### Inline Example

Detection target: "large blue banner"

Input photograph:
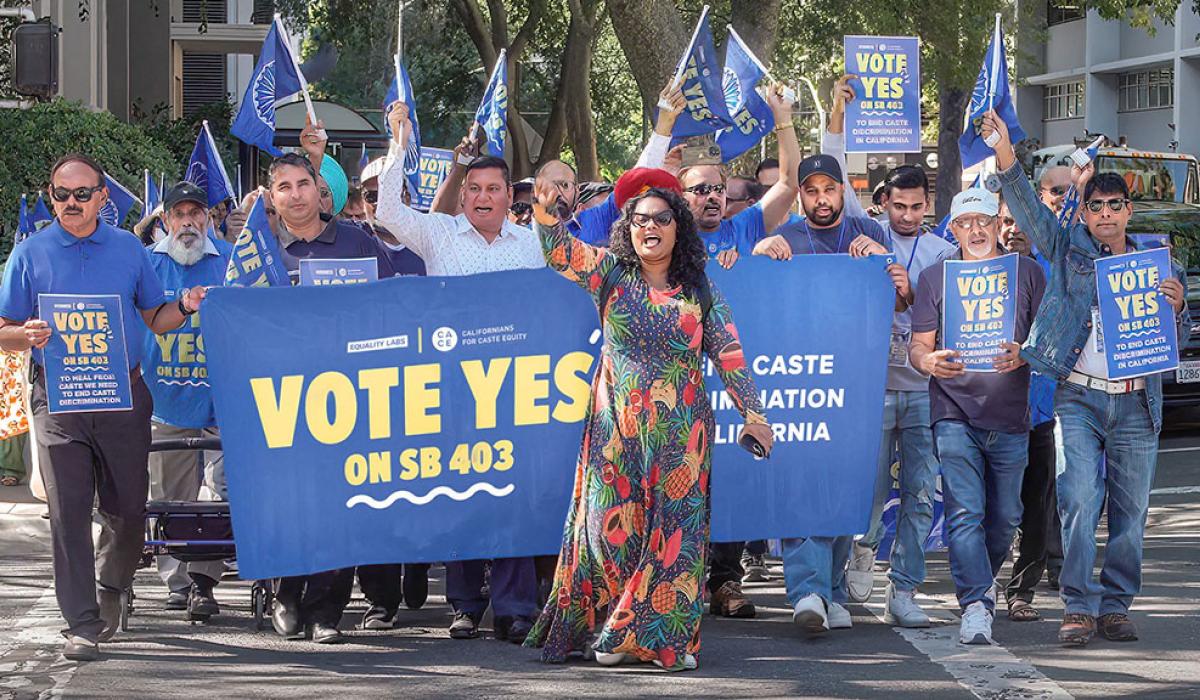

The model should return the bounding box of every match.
[942,253,1017,372]
[844,36,921,153]
[38,294,132,414]
[1095,247,1179,380]
[205,259,893,578]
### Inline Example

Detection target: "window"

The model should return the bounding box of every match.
[1048,1,1085,26]
[1118,68,1174,112]
[1043,81,1085,121]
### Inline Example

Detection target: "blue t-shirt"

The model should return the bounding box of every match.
[701,205,766,258]
[142,236,233,428]
[569,195,620,246]
[0,220,165,370]
[775,214,890,255]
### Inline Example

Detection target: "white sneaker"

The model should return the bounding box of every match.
[884,584,931,628]
[792,593,829,635]
[846,543,876,603]
[594,651,627,666]
[654,653,698,671]
[827,601,853,629]
[959,601,994,645]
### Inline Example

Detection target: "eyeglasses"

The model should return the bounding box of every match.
[1040,185,1069,197]
[510,202,532,216]
[320,188,332,199]
[683,183,725,196]
[631,210,675,228]
[50,185,105,203]
[1085,198,1129,213]
[950,215,996,230]
[363,189,379,204]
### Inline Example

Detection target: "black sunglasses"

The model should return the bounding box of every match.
[1085,198,1128,213]
[684,183,726,196]
[51,185,105,203]
[510,202,533,216]
[631,210,675,228]
[363,189,379,204]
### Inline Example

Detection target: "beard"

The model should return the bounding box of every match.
[166,230,205,266]
[806,204,843,227]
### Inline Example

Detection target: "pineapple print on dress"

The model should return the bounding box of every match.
[525,219,765,671]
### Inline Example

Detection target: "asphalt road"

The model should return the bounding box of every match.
[2,409,1198,699]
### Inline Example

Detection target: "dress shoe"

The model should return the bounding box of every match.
[495,616,533,644]
[449,611,479,639]
[710,581,756,618]
[62,635,99,662]
[361,605,397,630]
[165,590,189,611]
[272,599,303,639]
[403,564,429,610]
[98,587,122,642]
[1098,613,1138,642]
[1058,613,1096,646]
[310,623,343,644]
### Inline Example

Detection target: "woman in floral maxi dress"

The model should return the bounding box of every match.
[524,184,772,671]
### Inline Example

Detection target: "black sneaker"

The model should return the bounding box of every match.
[165,589,189,611]
[449,611,479,640]
[361,605,397,630]
[741,554,769,582]
[187,584,219,618]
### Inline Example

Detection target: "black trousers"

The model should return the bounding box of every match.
[274,568,354,626]
[33,373,153,642]
[707,541,745,594]
[355,563,430,611]
[1005,419,1063,604]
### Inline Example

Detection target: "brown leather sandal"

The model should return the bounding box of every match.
[1008,599,1041,622]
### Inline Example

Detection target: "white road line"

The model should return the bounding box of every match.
[865,603,1073,700]
[1150,485,1200,496]
[1158,447,1200,454]
[0,585,81,698]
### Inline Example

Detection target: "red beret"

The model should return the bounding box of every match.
[613,167,681,210]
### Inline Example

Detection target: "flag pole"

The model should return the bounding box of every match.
[987,13,1001,113]
[657,5,710,110]
[397,0,404,61]
[275,15,326,140]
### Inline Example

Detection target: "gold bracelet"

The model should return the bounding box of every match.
[773,124,793,133]
[745,410,768,426]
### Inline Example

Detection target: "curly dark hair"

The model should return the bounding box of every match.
[608,188,708,294]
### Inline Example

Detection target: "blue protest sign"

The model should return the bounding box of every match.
[38,294,132,414]
[1095,247,1179,380]
[706,256,893,541]
[225,195,290,288]
[942,253,1018,372]
[844,36,921,153]
[414,147,454,212]
[299,257,379,286]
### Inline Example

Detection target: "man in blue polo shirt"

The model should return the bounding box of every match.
[143,181,233,620]
[0,154,207,661]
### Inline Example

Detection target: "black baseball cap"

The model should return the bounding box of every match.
[797,154,843,187]
[164,181,208,211]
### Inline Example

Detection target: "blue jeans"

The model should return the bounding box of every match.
[935,420,1028,611]
[782,536,851,606]
[1054,383,1158,617]
[862,390,939,592]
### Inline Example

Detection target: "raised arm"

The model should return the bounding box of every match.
[532,177,616,302]
[430,131,483,216]
[982,110,1069,263]
[823,74,868,219]
[755,86,801,232]
[377,103,457,260]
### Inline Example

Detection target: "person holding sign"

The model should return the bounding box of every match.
[909,187,1045,645]
[143,182,233,620]
[983,110,1190,647]
[0,154,207,661]
[524,178,772,671]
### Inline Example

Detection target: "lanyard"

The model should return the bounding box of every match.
[903,233,921,271]
[804,220,847,255]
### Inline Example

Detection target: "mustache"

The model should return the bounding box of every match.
[64,206,82,215]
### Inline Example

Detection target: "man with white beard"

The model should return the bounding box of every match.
[143,182,234,619]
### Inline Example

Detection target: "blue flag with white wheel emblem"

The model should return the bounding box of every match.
[959,15,1026,169]
[30,193,52,229]
[186,121,237,208]
[666,8,736,139]
[144,169,162,214]
[225,193,290,289]
[99,173,142,227]
[473,49,508,156]
[715,27,774,162]
[384,55,422,197]
[230,18,307,157]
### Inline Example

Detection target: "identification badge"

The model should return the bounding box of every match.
[1092,307,1105,353]
[889,329,911,367]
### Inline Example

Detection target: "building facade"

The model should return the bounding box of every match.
[1015,1,1200,157]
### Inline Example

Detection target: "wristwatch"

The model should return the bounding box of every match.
[177,289,196,316]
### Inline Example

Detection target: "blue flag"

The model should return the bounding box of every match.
[473,49,508,156]
[15,195,33,245]
[959,16,1026,169]
[225,194,289,288]
[715,27,774,162]
[230,18,307,156]
[31,193,52,229]
[144,169,162,213]
[384,56,422,197]
[668,8,735,139]
[1057,140,1102,227]
[100,173,143,227]
[186,121,237,208]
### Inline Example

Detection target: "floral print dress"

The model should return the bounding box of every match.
[525,220,765,670]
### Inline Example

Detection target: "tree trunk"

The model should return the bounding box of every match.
[565,37,599,179]
[935,83,969,220]
[606,0,688,110]
[729,0,781,62]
